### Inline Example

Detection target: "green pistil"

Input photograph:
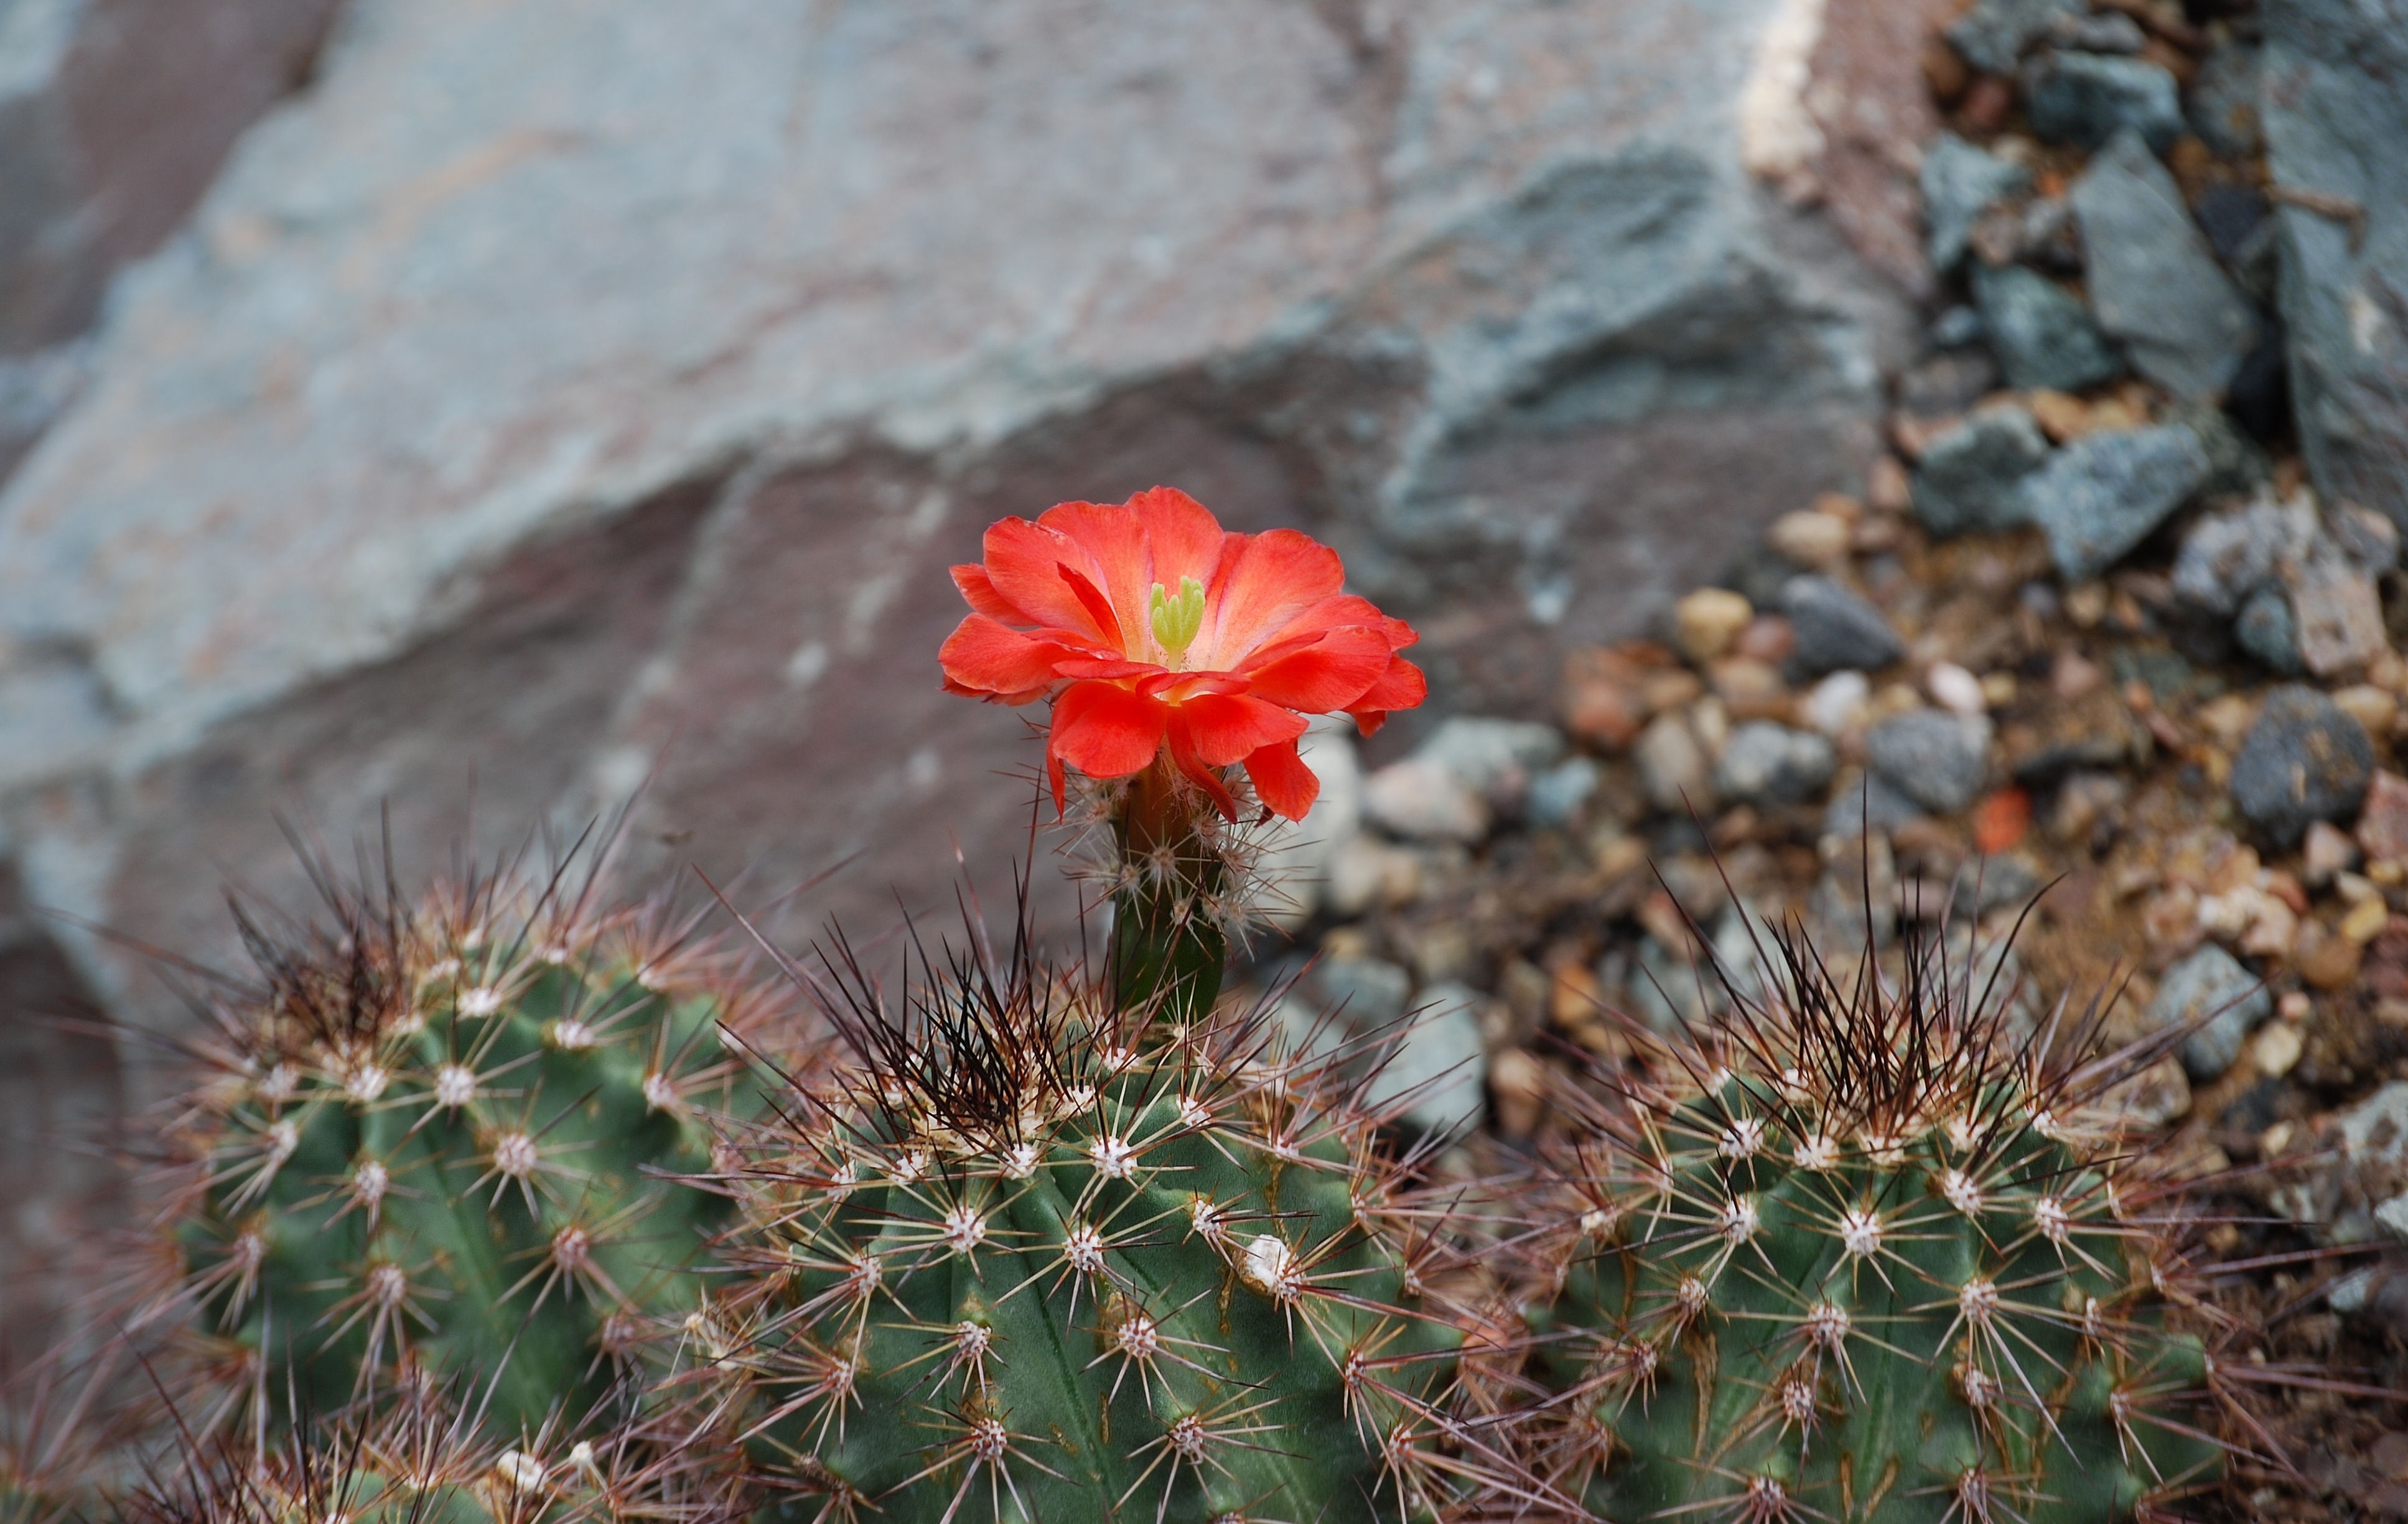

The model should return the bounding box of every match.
[1148,576,1205,664]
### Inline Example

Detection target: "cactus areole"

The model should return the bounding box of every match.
[938,487,1426,1021]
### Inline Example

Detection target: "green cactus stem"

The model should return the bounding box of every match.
[702,911,1475,1524]
[1521,912,2232,1524]
[169,861,785,1439]
[1108,757,1229,1026]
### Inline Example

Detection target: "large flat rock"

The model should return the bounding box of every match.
[0,0,1923,1028]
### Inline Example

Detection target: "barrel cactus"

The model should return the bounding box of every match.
[1518,912,2233,1524]
[698,911,1478,1524]
[162,853,788,1438]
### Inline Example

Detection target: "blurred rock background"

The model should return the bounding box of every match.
[4,0,2400,1363]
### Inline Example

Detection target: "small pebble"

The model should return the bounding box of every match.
[2361,772,2408,866]
[2149,943,2274,1080]
[1768,510,1853,569]
[1635,711,1717,814]
[1674,587,1755,664]
[1803,670,1872,735]
[1781,575,1905,679]
[2228,684,2374,848]
[1363,759,1490,843]
[1926,661,1987,716]
[1714,722,1837,807]
[1734,615,1796,663]
[2343,894,2392,944]
[1866,709,1993,815]
[2252,1021,2303,1079]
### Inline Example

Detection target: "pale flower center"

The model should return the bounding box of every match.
[1148,576,1206,664]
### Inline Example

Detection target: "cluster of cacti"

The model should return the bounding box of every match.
[156,853,782,1439]
[6,488,2275,1524]
[695,908,1473,1523]
[1511,915,2231,1524]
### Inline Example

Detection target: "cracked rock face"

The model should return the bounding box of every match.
[0,0,1921,1033]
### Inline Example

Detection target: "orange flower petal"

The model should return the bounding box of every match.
[1243,626,1394,712]
[1346,654,1428,727]
[1048,680,1169,807]
[1243,738,1320,821]
[938,615,1082,700]
[950,564,1023,621]
[982,514,1115,644]
[1126,486,1228,589]
[1198,528,1346,669]
[1169,693,1308,769]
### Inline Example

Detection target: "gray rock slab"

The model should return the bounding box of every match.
[1972,263,2124,394]
[1921,133,2033,272]
[2262,0,2408,529]
[2071,130,2259,400]
[1912,405,2050,536]
[1526,755,1600,829]
[0,0,340,355]
[0,0,1920,1036]
[2022,50,2185,152]
[2148,943,2272,1079]
[1310,956,1414,1030]
[1781,574,1905,679]
[2230,683,2375,847]
[1865,709,1992,814]
[2017,425,2211,582]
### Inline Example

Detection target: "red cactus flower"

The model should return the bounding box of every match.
[939,487,1425,821]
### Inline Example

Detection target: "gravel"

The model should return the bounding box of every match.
[2229,684,2376,847]
[2149,943,2274,1079]
[1714,722,1837,806]
[1371,981,1488,1137]
[1921,133,2033,272]
[2235,585,2305,673]
[2022,50,2186,152]
[1865,710,1994,814]
[1912,406,2052,537]
[1781,575,1905,679]
[2017,424,2211,582]
[1971,263,2125,394]
[1946,0,2082,73]
[2071,130,2260,399]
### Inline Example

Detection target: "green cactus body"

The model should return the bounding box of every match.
[712,937,1463,1524]
[1524,924,2228,1524]
[177,881,772,1437]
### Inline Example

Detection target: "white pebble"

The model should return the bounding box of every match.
[1926,661,1987,717]
[1803,670,1871,736]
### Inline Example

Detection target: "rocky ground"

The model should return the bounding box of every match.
[1230,0,2408,1511]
